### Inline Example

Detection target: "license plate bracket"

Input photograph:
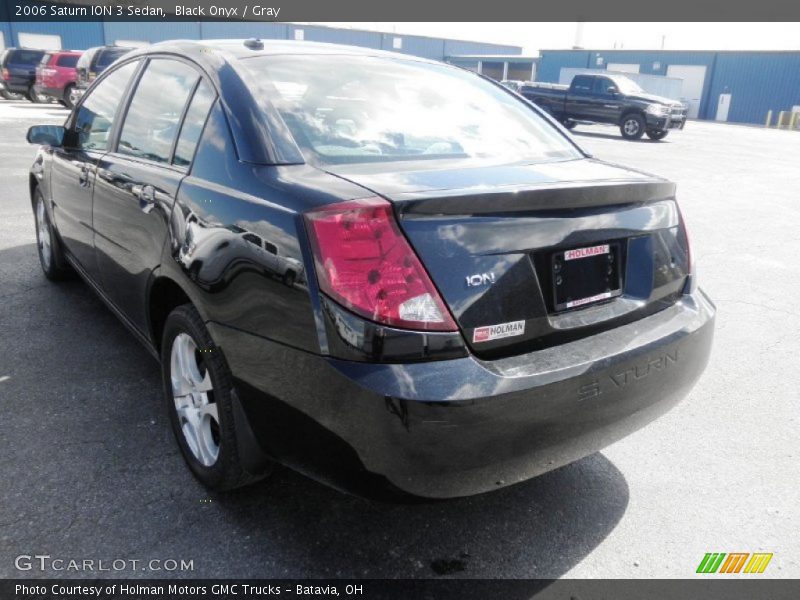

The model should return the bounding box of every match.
[551,242,622,311]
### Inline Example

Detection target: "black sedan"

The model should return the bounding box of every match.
[26,40,715,499]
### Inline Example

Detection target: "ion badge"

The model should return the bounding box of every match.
[472,320,525,343]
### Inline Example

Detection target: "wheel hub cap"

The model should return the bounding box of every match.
[170,333,219,467]
[624,119,640,135]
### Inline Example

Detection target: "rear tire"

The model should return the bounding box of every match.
[27,86,48,104]
[562,119,576,130]
[62,84,76,108]
[646,129,669,141]
[620,113,646,140]
[161,304,272,491]
[33,189,73,281]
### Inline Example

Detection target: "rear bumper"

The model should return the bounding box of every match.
[213,290,715,499]
[34,85,65,99]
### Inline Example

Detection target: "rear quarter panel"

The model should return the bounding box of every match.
[163,100,369,354]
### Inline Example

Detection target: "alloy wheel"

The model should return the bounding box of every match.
[624,118,640,136]
[170,332,220,467]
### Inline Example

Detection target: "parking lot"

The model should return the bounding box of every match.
[1,99,798,579]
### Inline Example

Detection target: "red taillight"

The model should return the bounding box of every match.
[1,68,9,81]
[305,197,458,332]
[677,204,696,294]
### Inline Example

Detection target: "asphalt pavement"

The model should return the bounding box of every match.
[0,100,798,579]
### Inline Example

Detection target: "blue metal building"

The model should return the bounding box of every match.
[538,49,800,125]
[0,20,521,63]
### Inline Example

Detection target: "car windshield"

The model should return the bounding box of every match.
[610,76,644,95]
[243,55,581,165]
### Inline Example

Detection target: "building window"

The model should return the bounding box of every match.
[294,29,304,41]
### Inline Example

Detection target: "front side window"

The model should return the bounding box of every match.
[593,77,614,95]
[243,55,581,166]
[72,61,138,151]
[117,59,200,164]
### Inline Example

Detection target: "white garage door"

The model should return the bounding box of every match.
[17,33,62,50]
[607,63,640,74]
[0,31,5,51]
[666,64,707,119]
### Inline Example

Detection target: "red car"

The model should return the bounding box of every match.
[34,50,82,107]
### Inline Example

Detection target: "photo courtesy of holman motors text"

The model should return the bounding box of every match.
[1,0,799,597]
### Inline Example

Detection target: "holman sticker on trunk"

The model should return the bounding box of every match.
[472,320,526,343]
[563,243,609,261]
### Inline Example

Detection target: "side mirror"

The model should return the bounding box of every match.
[607,86,619,95]
[27,125,65,147]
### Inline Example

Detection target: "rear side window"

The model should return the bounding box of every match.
[72,61,138,151]
[173,80,216,168]
[56,55,79,68]
[572,75,593,94]
[117,59,200,164]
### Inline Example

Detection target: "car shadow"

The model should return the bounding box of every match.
[573,129,670,143]
[1,242,629,582]
[215,452,629,579]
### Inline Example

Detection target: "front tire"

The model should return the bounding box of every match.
[620,113,646,140]
[646,129,669,141]
[161,304,271,491]
[561,119,577,130]
[34,189,72,280]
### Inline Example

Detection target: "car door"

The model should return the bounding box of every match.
[92,58,216,333]
[588,76,622,123]
[564,75,594,121]
[49,60,139,278]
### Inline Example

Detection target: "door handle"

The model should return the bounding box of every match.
[78,165,91,188]
[132,184,157,214]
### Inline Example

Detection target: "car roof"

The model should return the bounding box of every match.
[139,38,439,65]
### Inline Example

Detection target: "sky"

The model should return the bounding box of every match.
[307,23,800,55]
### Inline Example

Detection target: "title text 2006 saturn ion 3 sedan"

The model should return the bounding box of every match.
[27,40,714,498]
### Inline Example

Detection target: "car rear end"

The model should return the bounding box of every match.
[1,48,45,96]
[35,51,81,104]
[223,51,715,498]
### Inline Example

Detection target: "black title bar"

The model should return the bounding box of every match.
[2,0,800,22]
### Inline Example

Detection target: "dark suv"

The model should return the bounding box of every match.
[1,48,47,102]
[72,45,131,104]
[26,40,714,499]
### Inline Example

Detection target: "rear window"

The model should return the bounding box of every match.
[56,54,80,68]
[96,48,128,69]
[243,55,581,166]
[8,50,45,65]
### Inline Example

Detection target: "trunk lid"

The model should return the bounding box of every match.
[324,158,690,358]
